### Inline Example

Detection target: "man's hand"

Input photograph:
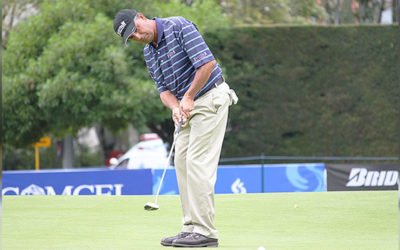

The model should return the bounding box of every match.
[172,107,181,126]
[179,95,194,122]
[177,60,216,123]
[160,60,217,126]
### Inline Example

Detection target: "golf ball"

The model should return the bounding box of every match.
[258,246,266,250]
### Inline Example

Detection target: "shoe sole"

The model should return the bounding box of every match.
[172,242,218,248]
[161,242,173,247]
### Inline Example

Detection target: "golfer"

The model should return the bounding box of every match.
[114,9,237,248]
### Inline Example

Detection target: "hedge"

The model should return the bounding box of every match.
[204,25,399,157]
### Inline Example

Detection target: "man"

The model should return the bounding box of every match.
[113,9,237,248]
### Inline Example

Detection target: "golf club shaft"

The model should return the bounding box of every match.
[154,121,182,204]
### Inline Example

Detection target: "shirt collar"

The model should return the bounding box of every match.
[152,18,164,48]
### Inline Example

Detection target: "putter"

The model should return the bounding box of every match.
[144,120,183,211]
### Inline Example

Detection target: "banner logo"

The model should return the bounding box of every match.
[346,168,398,187]
[21,184,46,195]
[3,184,124,195]
[231,178,247,193]
[286,165,325,192]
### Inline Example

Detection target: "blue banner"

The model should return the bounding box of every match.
[153,165,262,195]
[264,163,326,192]
[215,165,262,194]
[152,169,179,195]
[2,163,326,195]
[2,168,152,195]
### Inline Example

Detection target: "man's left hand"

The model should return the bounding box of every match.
[179,96,194,121]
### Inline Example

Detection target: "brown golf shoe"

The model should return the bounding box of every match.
[172,232,218,247]
[161,232,192,246]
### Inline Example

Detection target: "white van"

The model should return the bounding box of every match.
[109,133,170,169]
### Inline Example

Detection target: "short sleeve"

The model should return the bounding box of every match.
[180,22,215,69]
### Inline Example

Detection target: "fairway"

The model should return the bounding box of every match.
[2,191,398,249]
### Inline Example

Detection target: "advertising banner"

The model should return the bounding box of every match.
[215,165,262,194]
[326,163,399,191]
[152,165,262,195]
[152,168,179,195]
[2,168,153,195]
[264,163,326,193]
[3,163,328,195]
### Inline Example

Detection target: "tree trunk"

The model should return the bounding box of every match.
[2,3,16,48]
[94,125,112,165]
[377,0,385,24]
[62,135,74,168]
[335,0,341,24]
[181,0,194,6]
[342,0,354,23]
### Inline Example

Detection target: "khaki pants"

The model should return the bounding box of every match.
[174,81,236,239]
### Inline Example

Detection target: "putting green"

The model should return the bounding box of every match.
[2,191,398,249]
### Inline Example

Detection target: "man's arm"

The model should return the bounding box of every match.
[180,60,216,119]
[160,90,181,125]
[160,59,216,124]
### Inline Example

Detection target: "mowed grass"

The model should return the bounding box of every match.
[2,191,398,250]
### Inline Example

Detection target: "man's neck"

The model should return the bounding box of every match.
[151,20,158,47]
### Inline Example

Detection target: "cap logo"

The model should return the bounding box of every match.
[117,21,127,36]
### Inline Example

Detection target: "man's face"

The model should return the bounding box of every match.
[128,14,155,44]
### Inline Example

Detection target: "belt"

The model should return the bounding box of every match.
[196,76,225,100]
[213,76,225,88]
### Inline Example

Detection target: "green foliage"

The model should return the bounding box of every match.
[358,0,382,23]
[2,144,56,170]
[4,0,95,75]
[321,0,386,24]
[84,0,157,20]
[2,142,104,170]
[74,144,104,167]
[4,0,397,168]
[154,0,231,31]
[2,0,44,48]
[216,0,328,25]
[290,0,329,24]
[2,146,35,170]
[3,0,232,151]
[205,25,399,157]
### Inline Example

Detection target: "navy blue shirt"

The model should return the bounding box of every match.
[144,17,222,100]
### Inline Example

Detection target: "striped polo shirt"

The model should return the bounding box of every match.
[144,17,222,100]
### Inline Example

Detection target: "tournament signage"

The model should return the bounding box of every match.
[3,164,328,196]
[152,164,325,195]
[152,165,262,195]
[264,163,326,193]
[2,168,153,195]
[326,163,399,191]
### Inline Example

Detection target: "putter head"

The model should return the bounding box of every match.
[144,202,159,211]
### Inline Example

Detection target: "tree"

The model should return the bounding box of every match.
[215,0,329,25]
[2,0,42,49]
[155,0,231,30]
[321,0,391,24]
[3,0,231,169]
[355,0,382,23]
[393,0,399,23]
[3,0,166,148]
